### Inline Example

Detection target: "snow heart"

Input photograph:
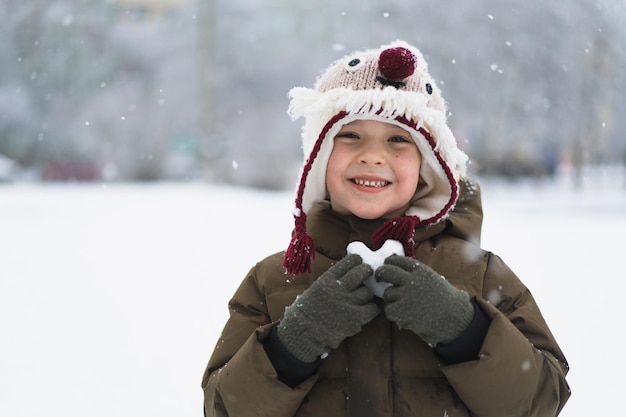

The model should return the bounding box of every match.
[346,239,405,297]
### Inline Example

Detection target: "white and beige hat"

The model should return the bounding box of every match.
[284,40,469,275]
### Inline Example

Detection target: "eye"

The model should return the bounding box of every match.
[425,83,433,95]
[389,135,412,144]
[335,132,360,140]
[345,57,363,72]
[335,131,360,145]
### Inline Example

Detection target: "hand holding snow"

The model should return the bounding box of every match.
[346,239,405,297]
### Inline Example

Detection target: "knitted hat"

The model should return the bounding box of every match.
[284,40,469,275]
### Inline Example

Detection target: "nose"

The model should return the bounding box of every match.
[378,47,416,80]
[357,141,386,166]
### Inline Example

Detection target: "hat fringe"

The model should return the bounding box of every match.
[372,216,421,258]
[289,87,468,178]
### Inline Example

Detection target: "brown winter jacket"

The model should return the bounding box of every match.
[201,180,570,417]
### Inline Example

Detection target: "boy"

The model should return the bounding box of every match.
[201,40,570,417]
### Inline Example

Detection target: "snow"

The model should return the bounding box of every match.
[347,239,404,297]
[1,172,625,417]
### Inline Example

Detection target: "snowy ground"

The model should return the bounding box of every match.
[1,169,624,417]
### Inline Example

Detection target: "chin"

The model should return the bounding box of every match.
[351,209,389,220]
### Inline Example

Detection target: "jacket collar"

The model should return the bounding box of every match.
[305,179,483,261]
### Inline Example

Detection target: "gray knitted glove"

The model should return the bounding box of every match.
[375,255,474,346]
[277,254,379,363]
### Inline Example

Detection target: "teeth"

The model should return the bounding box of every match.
[353,179,388,187]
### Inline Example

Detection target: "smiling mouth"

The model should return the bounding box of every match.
[352,178,390,188]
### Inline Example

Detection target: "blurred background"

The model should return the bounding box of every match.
[2,3,625,416]
[1,0,625,189]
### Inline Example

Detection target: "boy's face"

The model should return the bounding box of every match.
[326,119,421,220]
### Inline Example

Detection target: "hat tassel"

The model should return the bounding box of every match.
[372,216,420,258]
[283,213,316,275]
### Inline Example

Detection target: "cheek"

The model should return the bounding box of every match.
[326,153,338,178]
[396,154,421,183]
[325,152,344,191]
[326,146,351,174]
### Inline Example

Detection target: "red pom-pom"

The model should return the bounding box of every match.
[378,47,416,80]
